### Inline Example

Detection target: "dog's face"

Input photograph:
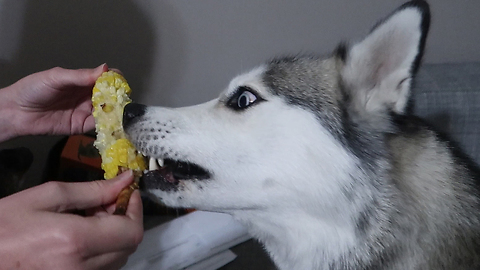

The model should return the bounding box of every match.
[124,1,429,217]
[123,61,357,213]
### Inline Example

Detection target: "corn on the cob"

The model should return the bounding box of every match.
[92,71,146,215]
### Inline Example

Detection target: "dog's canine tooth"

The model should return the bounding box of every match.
[149,157,160,170]
[157,158,164,167]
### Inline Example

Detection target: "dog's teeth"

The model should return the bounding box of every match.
[149,157,160,170]
[157,158,164,167]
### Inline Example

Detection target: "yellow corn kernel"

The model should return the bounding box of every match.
[92,71,145,180]
[101,103,114,113]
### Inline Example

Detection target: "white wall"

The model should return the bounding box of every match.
[1,0,479,184]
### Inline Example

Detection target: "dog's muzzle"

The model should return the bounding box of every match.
[123,103,147,129]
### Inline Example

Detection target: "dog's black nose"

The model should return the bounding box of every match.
[123,103,147,128]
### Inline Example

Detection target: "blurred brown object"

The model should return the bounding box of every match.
[46,135,103,183]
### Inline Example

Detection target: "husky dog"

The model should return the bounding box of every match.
[123,1,480,269]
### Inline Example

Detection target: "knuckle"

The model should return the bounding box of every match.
[49,66,63,73]
[44,181,69,197]
[53,226,87,258]
[42,181,78,212]
[44,67,70,87]
[46,67,63,80]
[44,181,65,191]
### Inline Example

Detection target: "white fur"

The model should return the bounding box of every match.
[342,8,422,116]
[126,5,427,270]
[132,67,364,269]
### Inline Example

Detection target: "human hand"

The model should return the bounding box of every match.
[0,65,108,141]
[0,171,143,270]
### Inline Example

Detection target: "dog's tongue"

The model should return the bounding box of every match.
[140,166,179,191]
[158,166,177,184]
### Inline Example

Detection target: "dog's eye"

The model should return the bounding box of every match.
[237,91,257,108]
[227,86,262,110]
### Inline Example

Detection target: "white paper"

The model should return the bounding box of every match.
[122,211,251,270]
[184,250,237,270]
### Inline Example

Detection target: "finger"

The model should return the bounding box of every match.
[125,190,143,223]
[81,213,144,255]
[82,114,95,132]
[85,251,132,270]
[87,202,116,217]
[92,187,142,217]
[85,206,107,217]
[35,171,134,212]
[45,64,108,89]
[81,192,144,255]
[104,202,117,214]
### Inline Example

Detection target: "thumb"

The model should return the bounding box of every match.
[43,64,108,89]
[36,171,134,213]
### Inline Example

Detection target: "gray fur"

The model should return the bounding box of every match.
[261,2,480,267]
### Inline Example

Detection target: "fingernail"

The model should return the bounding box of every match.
[115,170,134,181]
[97,63,108,72]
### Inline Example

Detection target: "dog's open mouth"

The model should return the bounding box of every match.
[141,157,211,191]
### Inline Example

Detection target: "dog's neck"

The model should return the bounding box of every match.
[230,165,396,270]
[232,206,360,270]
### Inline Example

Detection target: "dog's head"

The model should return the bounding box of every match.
[124,1,430,214]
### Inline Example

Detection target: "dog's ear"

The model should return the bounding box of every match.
[340,0,430,120]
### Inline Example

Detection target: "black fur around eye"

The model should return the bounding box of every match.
[227,86,263,110]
